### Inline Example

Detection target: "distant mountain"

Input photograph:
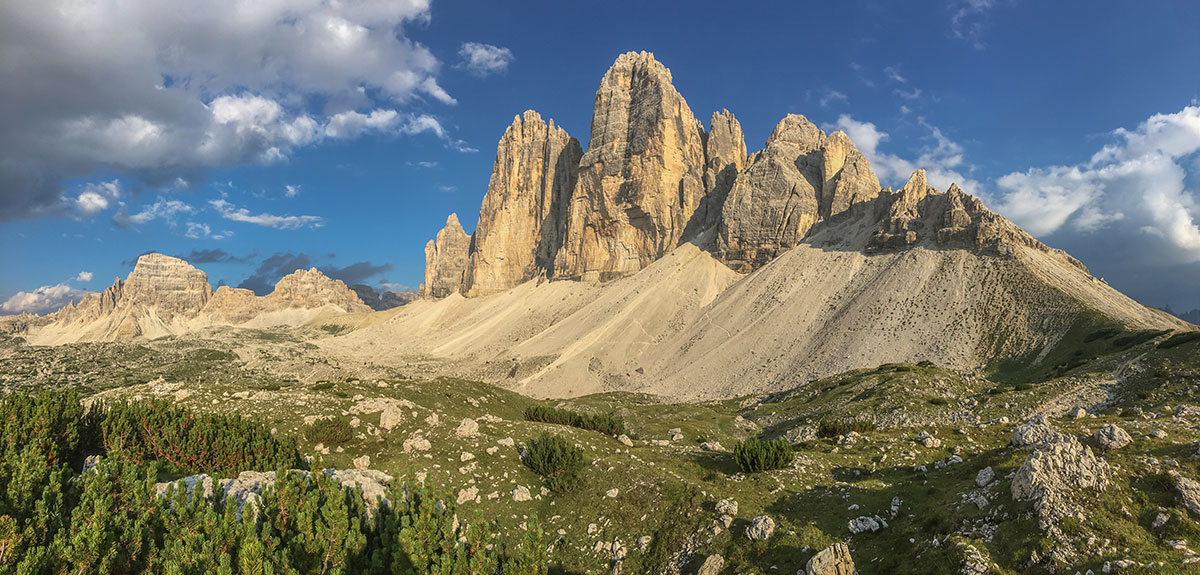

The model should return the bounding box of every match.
[351,284,417,311]
[30,253,371,344]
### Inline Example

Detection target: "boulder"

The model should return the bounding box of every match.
[806,542,855,575]
[379,405,404,431]
[455,418,480,438]
[1094,423,1132,450]
[976,466,995,487]
[1169,471,1200,518]
[1011,415,1068,448]
[745,515,775,540]
[697,554,725,575]
[849,515,887,534]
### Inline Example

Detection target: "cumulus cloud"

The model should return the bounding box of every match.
[71,180,122,219]
[74,272,93,282]
[284,185,300,198]
[0,0,456,221]
[831,115,983,193]
[209,199,323,230]
[1,284,89,315]
[990,105,1200,262]
[457,42,514,77]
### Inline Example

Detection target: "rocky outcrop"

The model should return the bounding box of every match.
[554,51,708,281]
[465,111,582,294]
[1011,427,1111,535]
[1094,423,1132,450]
[806,543,855,575]
[867,171,1089,272]
[714,115,880,271]
[420,214,472,298]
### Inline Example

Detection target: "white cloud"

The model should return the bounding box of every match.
[74,271,93,282]
[951,0,998,49]
[185,222,211,239]
[896,88,922,101]
[284,185,299,198]
[71,180,122,218]
[831,115,983,194]
[0,0,456,220]
[458,42,514,77]
[1,284,89,315]
[884,65,907,84]
[819,90,848,108]
[990,106,1200,262]
[209,199,323,230]
[113,197,194,227]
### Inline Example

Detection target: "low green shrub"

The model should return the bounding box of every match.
[928,397,949,406]
[816,418,877,438]
[1159,331,1200,349]
[303,417,354,445]
[522,432,585,493]
[100,398,299,475]
[524,405,626,436]
[733,437,793,473]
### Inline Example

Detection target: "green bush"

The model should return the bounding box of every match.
[1159,331,1200,349]
[303,417,354,445]
[522,432,585,493]
[928,397,949,406]
[100,398,299,475]
[733,437,793,473]
[524,405,626,437]
[816,418,877,438]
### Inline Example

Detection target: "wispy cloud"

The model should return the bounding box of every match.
[209,199,323,230]
[820,90,849,108]
[113,197,194,228]
[284,185,299,198]
[830,114,982,194]
[457,42,514,77]
[884,65,907,84]
[951,0,999,49]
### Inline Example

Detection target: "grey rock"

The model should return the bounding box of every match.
[806,542,855,575]
[746,515,775,540]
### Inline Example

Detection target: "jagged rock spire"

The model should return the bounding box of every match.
[420,214,471,298]
[464,110,582,295]
[553,51,709,281]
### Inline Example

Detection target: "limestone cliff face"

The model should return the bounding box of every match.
[693,110,748,233]
[420,214,472,298]
[715,115,880,271]
[464,111,582,295]
[554,51,708,281]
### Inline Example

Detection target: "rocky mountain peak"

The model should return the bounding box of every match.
[553,51,708,281]
[464,109,581,295]
[269,268,368,312]
[121,253,212,316]
[765,114,826,152]
[420,213,472,298]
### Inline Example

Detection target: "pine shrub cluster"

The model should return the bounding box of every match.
[100,398,300,475]
[732,437,793,473]
[0,391,552,573]
[522,406,625,437]
[303,417,355,446]
[521,432,585,493]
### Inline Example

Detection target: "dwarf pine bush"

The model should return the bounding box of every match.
[522,432,586,493]
[523,405,626,437]
[302,417,355,446]
[733,437,793,473]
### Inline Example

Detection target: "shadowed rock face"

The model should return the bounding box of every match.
[420,214,472,298]
[554,51,709,282]
[465,110,582,295]
[714,114,880,272]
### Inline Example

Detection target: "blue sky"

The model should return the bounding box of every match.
[3,0,1200,314]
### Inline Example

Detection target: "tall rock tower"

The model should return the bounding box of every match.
[553,51,709,281]
[464,111,582,295]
